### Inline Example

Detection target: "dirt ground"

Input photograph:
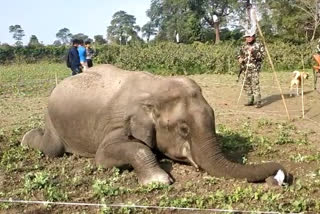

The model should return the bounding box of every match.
[1,72,320,213]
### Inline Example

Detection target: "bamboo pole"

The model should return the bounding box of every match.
[237,52,251,105]
[55,72,58,86]
[254,12,291,120]
[228,55,231,74]
[301,55,305,118]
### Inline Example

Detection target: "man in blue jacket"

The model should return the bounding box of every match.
[67,39,81,75]
[78,39,87,72]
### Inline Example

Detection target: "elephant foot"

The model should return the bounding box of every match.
[21,128,65,157]
[138,168,173,185]
[21,128,43,147]
[265,169,287,187]
[265,176,280,187]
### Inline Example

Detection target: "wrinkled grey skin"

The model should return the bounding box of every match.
[22,64,289,185]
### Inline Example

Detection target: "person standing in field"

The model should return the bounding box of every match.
[238,33,265,108]
[66,39,81,76]
[85,41,95,68]
[78,39,88,72]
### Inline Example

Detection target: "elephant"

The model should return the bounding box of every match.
[22,64,291,185]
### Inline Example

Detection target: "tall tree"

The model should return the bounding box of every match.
[256,0,308,42]
[71,33,91,42]
[53,40,62,46]
[9,25,25,46]
[294,0,320,41]
[94,35,107,45]
[56,28,72,44]
[142,22,157,42]
[147,0,202,43]
[107,10,141,44]
[189,0,238,43]
[28,35,40,46]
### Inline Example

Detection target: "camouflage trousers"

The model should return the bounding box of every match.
[242,69,261,103]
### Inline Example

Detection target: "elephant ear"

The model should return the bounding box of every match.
[124,98,158,148]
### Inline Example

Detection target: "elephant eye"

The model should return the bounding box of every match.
[178,123,189,137]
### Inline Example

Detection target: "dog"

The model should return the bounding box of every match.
[290,70,309,96]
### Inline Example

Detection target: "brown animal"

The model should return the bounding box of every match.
[22,64,290,185]
[290,70,309,96]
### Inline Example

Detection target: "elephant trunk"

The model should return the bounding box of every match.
[192,135,287,182]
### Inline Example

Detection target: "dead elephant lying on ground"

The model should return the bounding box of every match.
[22,64,291,185]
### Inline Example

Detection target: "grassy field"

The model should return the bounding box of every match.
[1,63,320,213]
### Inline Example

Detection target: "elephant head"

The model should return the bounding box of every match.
[124,77,289,183]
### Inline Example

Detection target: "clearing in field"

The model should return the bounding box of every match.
[1,63,320,213]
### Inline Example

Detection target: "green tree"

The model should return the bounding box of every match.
[142,21,157,42]
[94,35,107,45]
[189,0,238,43]
[256,0,307,43]
[71,33,91,42]
[294,0,320,41]
[56,28,72,44]
[53,40,62,46]
[28,35,40,46]
[107,10,141,44]
[147,0,202,43]
[9,25,25,46]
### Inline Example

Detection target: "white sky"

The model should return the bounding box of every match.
[1,0,151,45]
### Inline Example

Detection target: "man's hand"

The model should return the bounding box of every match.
[238,58,244,64]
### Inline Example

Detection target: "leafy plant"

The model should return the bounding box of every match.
[136,182,171,193]
[23,171,68,201]
[92,179,129,197]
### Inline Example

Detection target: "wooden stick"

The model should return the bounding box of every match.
[301,74,304,118]
[301,55,305,118]
[55,72,58,86]
[228,55,231,74]
[237,70,247,105]
[254,12,291,120]
[237,52,251,105]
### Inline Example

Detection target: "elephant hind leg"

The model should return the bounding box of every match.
[21,127,65,157]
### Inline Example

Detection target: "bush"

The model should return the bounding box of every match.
[0,45,68,64]
[1,40,317,74]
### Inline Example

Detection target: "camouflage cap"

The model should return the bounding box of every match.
[243,31,256,38]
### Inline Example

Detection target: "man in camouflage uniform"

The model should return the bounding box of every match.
[238,33,265,108]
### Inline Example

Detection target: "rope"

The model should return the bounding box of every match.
[201,82,314,90]
[0,199,303,214]
[1,77,314,90]
[216,109,297,117]
[305,117,320,127]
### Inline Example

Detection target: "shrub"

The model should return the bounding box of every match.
[1,40,316,74]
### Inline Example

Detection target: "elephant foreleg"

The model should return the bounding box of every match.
[95,141,173,185]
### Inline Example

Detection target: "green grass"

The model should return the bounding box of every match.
[0,62,70,97]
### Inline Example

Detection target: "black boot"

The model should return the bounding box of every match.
[255,102,262,108]
[255,95,262,108]
[244,96,254,106]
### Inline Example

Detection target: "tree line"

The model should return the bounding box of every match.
[3,0,320,47]
[6,25,107,47]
